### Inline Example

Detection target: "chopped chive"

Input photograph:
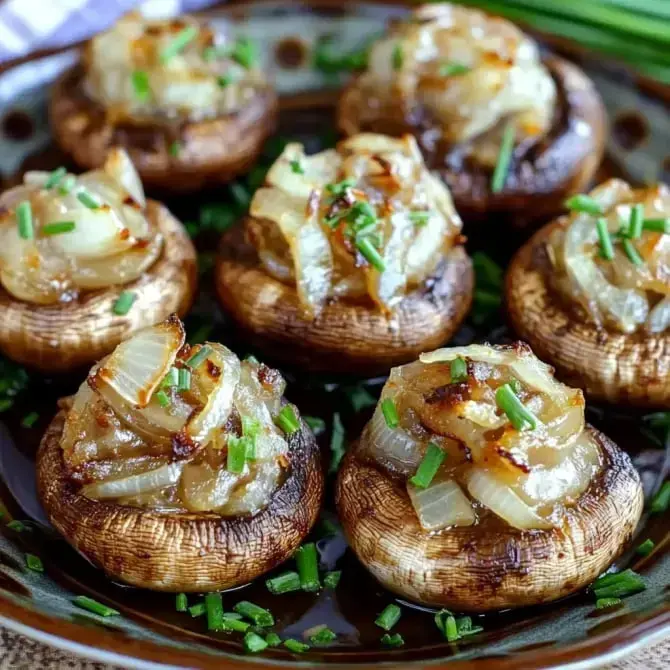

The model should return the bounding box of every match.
[41,221,75,236]
[284,638,309,653]
[375,604,401,631]
[596,597,623,609]
[16,201,33,240]
[409,210,431,226]
[162,367,179,388]
[244,631,268,653]
[345,384,377,412]
[622,238,644,266]
[112,291,136,316]
[25,553,43,572]
[44,166,67,189]
[222,617,250,633]
[131,70,150,101]
[276,405,300,435]
[381,633,404,648]
[76,191,101,209]
[73,596,119,617]
[356,236,386,272]
[310,627,337,645]
[326,178,356,197]
[304,416,326,435]
[233,601,274,627]
[455,616,483,637]
[434,609,452,637]
[266,571,301,595]
[450,357,468,383]
[177,368,191,392]
[231,37,257,69]
[329,412,346,473]
[227,436,247,474]
[168,141,181,157]
[650,481,670,513]
[175,593,188,612]
[58,175,76,195]
[205,592,225,631]
[186,344,212,369]
[596,218,615,260]
[203,45,227,61]
[409,442,445,489]
[324,571,341,589]
[490,123,515,194]
[565,194,604,215]
[155,390,170,408]
[592,569,646,599]
[636,539,655,556]
[290,159,304,175]
[495,384,538,431]
[265,632,282,647]
[6,520,27,532]
[628,204,644,239]
[295,543,320,592]
[445,615,459,642]
[244,354,259,364]
[381,398,399,429]
[643,218,670,234]
[0,399,12,413]
[217,74,233,88]
[189,602,206,617]
[160,24,199,63]
[392,43,403,70]
[21,411,39,428]
[439,61,471,77]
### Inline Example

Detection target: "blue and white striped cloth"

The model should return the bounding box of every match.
[0,0,216,63]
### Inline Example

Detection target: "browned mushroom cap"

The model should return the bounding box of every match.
[506,221,670,406]
[215,225,473,376]
[37,408,323,592]
[49,66,278,193]
[336,426,642,612]
[0,201,197,373]
[339,55,606,231]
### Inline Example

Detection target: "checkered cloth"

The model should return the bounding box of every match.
[0,0,216,63]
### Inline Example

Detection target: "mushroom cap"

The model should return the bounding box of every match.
[506,220,670,406]
[336,426,643,612]
[215,225,474,376]
[338,55,607,231]
[49,66,278,193]
[0,200,197,373]
[37,408,324,592]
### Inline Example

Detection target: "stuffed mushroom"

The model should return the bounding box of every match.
[215,133,473,375]
[507,179,670,406]
[0,149,196,373]
[336,343,643,611]
[37,316,323,591]
[337,3,606,229]
[50,12,277,193]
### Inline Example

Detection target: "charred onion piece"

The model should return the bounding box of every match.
[337,3,606,230]
[0,151,196,372]
[50,13,277,193]
[215,133,473,375]
[336,343,643,610]
[37,318,323,591]
[507,179,670,406]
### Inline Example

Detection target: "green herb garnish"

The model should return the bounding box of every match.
[450,357,468,383]
[344,384,377,412]
[491,122,515,193]
[177,368,191,393]
[112,291,136,316]
[643,218,670,234]
[189,602,206,617]
[329,412,346,473]
[244,631,268,653]
[628,204,644,238]
[76,190,101,209]
[310,626,337,645]
[231,37,257,69]
[25,554,43,572]
[155,390,170,408]
[276,405,300,435]
[356,236,385,272]
[175,593,188,612]
[596,218,615,260]
[168,141,181,157]
[409,210,431,226]
[16,201,33,240]
[596,597,623,609]
[409,442,445,489]
[73,596,119,617]
[439,61,471,77]
[160,25,198,63]
[565,194,604,215]
[381,633,404,647]
[375,604,401,631]
[41,221,75,236]
[186,345,212,369]
[266,571,301,595]
[392,43,403,70]
[205,592,225,631]
[265,632,281,647]
[381,398,399,428]
[58,175,76,195]
[21,411,39,428]
[650,481,670,513]
[290,159,304,175]
[131,70,150,102]
[324,570,341,589]
[495,384,538,431]
[227,436,248,474]
[591,569,646,599]
[622,238,644,266]
[295,543,320,592]
[304,415,326,435]
[44,167,67,189]
[636,539,655,556]
[233,601,274,627]
[284,638,309,653]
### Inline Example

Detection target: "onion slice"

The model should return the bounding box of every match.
[81,461,185,500]
[103,147,146,209]
[407,479,476,530]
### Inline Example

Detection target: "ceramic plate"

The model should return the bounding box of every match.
[0,2,667,669]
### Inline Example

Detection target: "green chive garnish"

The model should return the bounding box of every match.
[450,357,468,383]
[284,638,309,653]
[324,571,341,589]
[345,385,377,412]
[58,175,76,195]
[490,123,515,194]
[650,481,670,513]
[326,178,356,197]
[592,569,646,599]
[495,384,538,431]
[596,597,623,609]
[265,632,282,647]
[295,543,320,592]
[392,43,403,70]
[445,615,459,642]
[628,204,644,239]
[381,398,399,428]
[439,61,471,77]
[381,633,404,647]
[231,37,257,69]
[76,191,100,209]
[189,602,206,617]
[329,412,346,473]
[290,159,304,175]
[266,571,301,595]
[227,436,247,474]
[6,520,27,532]
[356,236,385,272]
[21,411,39,428]
[203,45,227,62]
[375,604,401,631]
[565,194,604,215]
[112,291,136,316]
[410,442,445,489]
[409,210,431,226]
[310,627,337,645]
[622,238,644,266]
[131,70,150,102]
[177,368,191,392]
[162,367,179,388]
[636,539,655,556]
[643,218,670,234]
[186,344,212,369]
[16,201,33,240]
[217,74,233,88]
[223,616,250,633]
[176,593,188,612]
[155,390,170,408]
[41,221,75,236]
[44,166,67,189]
[276,405,300,435]
[25,554,43,572]
[160,25,199,63]
[304,416,326,434]
[596,218,614,260]
[168,141,181,157]
[205,592,225,631]
[244,631,268,653]
[233,601,274,627]
[456,616,483,638]
[73,596,119,617]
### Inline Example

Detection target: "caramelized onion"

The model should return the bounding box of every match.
[407,479,475,530]
[81,461,185,500]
